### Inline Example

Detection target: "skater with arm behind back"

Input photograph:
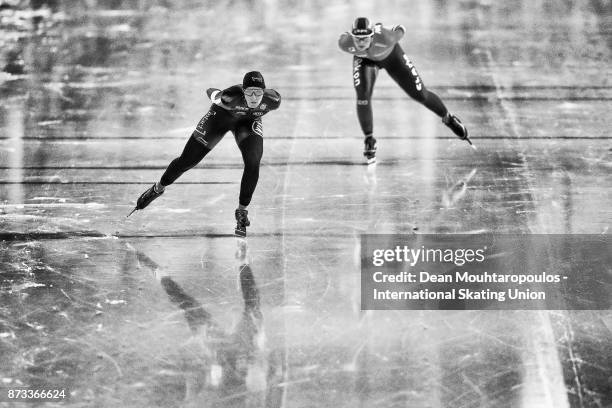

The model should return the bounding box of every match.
[128,71,281,237]
[338,17,473,164]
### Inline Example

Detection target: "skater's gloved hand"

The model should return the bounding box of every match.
[206,88,221,102]
[392,24,405,34]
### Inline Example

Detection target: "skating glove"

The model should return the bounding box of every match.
[392,24,406,34]
[206,88,221,102]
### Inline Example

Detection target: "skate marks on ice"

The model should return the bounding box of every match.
[551,311,612,408]
[441,168,477,209]
[0,236,286,407]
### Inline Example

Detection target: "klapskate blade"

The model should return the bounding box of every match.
[465,137,477,150]
[234,228,247,238]
[126,207,137,218]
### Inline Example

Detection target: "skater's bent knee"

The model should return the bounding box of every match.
[244,159,261,171]
[243,152,262,167]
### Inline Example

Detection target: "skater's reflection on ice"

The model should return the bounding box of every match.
[132,239,283,408]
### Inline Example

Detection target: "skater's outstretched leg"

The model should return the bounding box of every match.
[129,107,228,216]
[130,134,211,216]
[382,45,469,141]
[382,45,448,116]
[161,133,213,186]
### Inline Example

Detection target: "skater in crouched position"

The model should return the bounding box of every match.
[339,17,470,163]
[131,71,281,236]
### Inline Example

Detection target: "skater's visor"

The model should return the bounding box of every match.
[352,31,374,39]
[244,87,264,97]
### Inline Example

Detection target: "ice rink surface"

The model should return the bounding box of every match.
[1,0,611,407]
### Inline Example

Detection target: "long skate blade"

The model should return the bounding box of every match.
[126,207,137,218]
[366,157,376,165]
[235,227,247,238]
[465,137,477,150]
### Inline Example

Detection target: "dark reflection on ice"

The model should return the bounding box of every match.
[135,239,285,408]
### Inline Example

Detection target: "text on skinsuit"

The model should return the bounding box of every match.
[196,110,216,132]
[353,58,362,87]
[403,55,422,91]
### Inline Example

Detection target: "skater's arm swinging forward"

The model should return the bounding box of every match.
[206,85,243,109]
